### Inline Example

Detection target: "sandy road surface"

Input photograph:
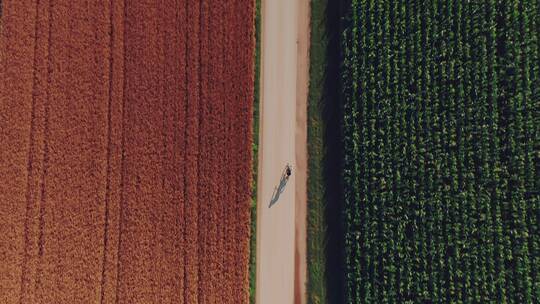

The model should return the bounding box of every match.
[256,0,310,303]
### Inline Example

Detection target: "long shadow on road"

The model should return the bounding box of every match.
[269,174,289,208]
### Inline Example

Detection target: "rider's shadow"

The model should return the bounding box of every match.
[268,174,289,208]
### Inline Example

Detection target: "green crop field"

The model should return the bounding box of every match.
[340,0,539,303]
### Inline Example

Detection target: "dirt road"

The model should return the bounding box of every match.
[256,0,310,303]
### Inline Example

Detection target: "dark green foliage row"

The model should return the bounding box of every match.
[341,0,540,303]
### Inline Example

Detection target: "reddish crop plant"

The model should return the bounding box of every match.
[0,1,255,303]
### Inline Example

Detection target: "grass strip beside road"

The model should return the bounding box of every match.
[249,0,261,302]
[307,0,327,303]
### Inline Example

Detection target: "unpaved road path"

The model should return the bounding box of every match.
[256,0,310,303]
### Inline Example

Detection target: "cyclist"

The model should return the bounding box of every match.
[285,164,292,178]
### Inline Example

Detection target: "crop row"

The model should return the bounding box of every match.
[187,0,255,303]
[341,1,539,303]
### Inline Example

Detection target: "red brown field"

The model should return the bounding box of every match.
[0,0,254,303]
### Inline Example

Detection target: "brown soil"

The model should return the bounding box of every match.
[0,1,254,303]
[295,1,310,303]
